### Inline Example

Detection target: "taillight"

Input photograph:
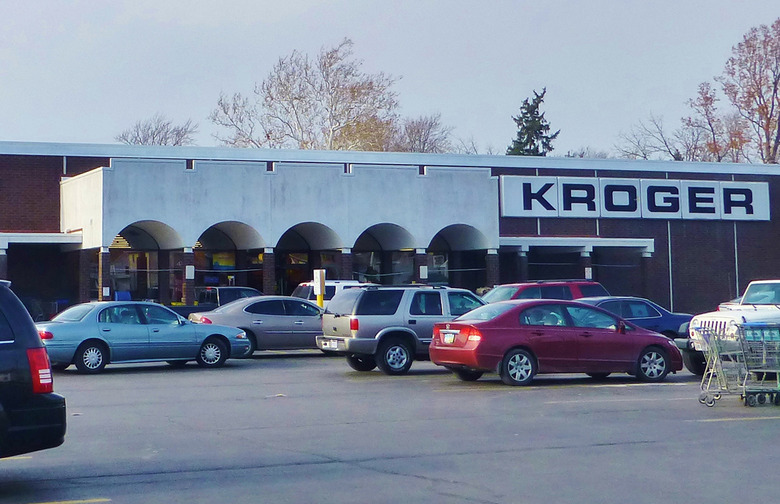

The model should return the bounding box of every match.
[26,348,53,394]
[465,326,482,342]
[433,326,441,339]
[38,330,53,340]
[350,317,359,331]
[200,316,213,324]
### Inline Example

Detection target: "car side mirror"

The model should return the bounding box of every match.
[618,320,627,334]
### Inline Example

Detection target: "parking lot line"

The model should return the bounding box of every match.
[690,416,780,423]
[30,499,111,504]
[544,396,691,405]
[0,455,32,461]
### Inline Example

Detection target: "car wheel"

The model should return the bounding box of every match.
[682,350,706,376]
[586,372,611,380]
[376,338,414,375]
[637,347,670,382]
[453,369,484,382]
[500,348,536,386]
[346,354,377,371]
[75,341,108,374]
[196,338,228,368]
[243,330,257,354]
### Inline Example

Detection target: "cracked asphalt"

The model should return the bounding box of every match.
[2,351,778,504]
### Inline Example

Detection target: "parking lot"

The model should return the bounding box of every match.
[2,351,779,504]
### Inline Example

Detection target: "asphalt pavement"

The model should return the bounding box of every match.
[1,351,777,504]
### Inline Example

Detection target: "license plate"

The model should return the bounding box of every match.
[324,339,338,350]
[443,333,455,344]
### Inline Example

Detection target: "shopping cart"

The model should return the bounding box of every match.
[695,323,746,407]
[738,323,780,407]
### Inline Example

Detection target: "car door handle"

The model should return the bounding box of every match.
[293,321,304,325]
[581,332,594,338]
[152,328,160,333]
[252,320,264,324]
[102,328,111,332]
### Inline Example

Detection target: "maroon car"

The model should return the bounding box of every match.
[430,299,683,385]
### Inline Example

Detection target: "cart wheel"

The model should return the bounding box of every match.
[747,394,758,407]
[713,393,721,400]
[698,392,708,404]
[758,393,767,405]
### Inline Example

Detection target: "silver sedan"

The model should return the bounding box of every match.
[189,296,324,353]
[37,301,251,373]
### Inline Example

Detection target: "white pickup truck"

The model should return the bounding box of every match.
[678,280,780,375]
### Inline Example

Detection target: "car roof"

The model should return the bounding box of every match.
[578,296,648,303]
[493,280,603,287]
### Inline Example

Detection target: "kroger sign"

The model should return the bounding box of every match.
[500,176,770,221]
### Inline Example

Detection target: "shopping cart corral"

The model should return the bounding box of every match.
[693,319,780,407]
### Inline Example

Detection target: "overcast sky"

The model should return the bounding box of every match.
[1,1,778,156]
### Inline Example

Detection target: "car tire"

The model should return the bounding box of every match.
[586,372,611,380]
[74,341,108,374]
[245,332,257,354]
[346,354,377,371]
[682,350,706,376]
[453,369,484,382]
[196,338,228,368]
[637,347,670,382]
[376,338,414,375]
[500,348,536,386]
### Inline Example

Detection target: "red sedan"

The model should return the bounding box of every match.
[430,299,683,385]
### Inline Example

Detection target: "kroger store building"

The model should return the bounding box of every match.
[0,141,775,317]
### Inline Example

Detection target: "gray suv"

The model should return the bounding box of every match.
[317,285,484,375]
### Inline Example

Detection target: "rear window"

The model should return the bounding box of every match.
[455,302,514,322]
[325,288,364,315]
[356,290,404,315]
[0,309,14,342]
[291,285,313,300]
[578,284,609,297]
[481,286,519,303]
[52,304,93,322]
[539,285,572,299]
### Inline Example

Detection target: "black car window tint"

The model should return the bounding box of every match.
[284,300,319,316]
[356,290,403,315]
[599,301,623,317]
[324,286,337,300]
[517,287,540,299]
[410,292,442,316]
[143,305,179,325]
[0,309,14,342]
[540,286,568,299]
[566,306,618,330]
[448,292,483,316]
[628,301,660,318]
[247,300,285,315]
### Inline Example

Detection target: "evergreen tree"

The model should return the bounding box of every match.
[507,88,560,156]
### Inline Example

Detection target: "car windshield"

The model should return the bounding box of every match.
[455,302,515,321]
[742,283,780,305]
[52,304,93,322]
[481,286,519,303]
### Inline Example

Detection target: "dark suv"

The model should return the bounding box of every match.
[481,280,609,303]
[317,285,485,375]
[0,281,66,458]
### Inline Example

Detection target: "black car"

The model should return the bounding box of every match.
[0,281,66,458]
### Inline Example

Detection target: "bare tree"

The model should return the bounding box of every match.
[210,38,399,151]
[565,147,610,158]
[719,18,780,163]
[616,114,686,160]
[116,113,198,146]
[389,113,453,153]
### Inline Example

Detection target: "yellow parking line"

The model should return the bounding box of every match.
[1,456,32,461]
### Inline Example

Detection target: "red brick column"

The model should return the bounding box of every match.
[98,247,111,301]
[485,249,499,289]
[340,248,353,280]
[78,249,93,302]
[181,248,195,305]
[414,249,428,284]
[262,248,276,294]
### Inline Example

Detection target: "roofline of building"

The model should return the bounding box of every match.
[0,140,774,176]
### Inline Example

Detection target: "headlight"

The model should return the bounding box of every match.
[236,331,247,339]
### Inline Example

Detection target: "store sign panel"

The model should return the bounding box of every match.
[500,176,770,221]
